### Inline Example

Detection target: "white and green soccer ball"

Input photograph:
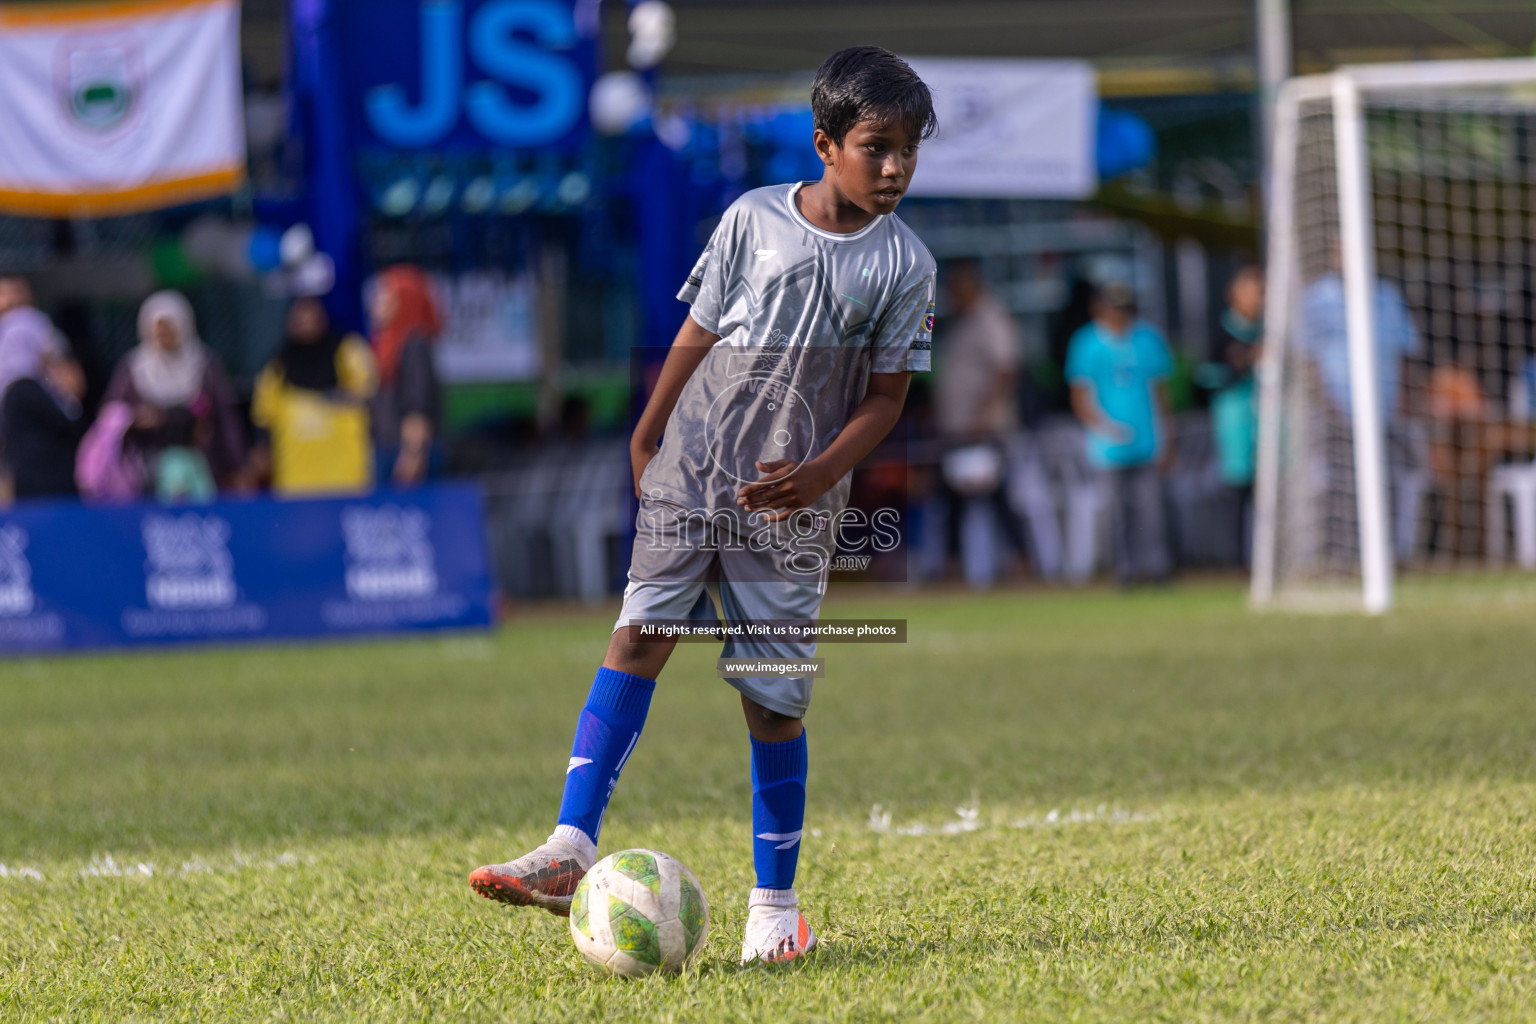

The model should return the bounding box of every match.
[569,849,709,976]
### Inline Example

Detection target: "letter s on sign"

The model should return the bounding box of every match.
[466,0,584,147]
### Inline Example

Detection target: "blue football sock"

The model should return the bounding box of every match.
[751,731,808,891]
[556,667,655,846]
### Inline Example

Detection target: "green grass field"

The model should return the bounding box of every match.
[3,582,1535,1021]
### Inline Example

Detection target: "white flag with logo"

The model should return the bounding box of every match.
[0,0,245,217]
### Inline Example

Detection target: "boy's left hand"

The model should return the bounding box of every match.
[737,459,832,521]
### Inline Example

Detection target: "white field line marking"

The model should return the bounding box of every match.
[867,802,1157,837]
[0,850,312,884]
[0,863,44,880]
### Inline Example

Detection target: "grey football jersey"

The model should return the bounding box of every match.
[640,182,936,531]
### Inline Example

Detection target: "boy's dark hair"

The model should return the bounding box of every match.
[811,46,938,147]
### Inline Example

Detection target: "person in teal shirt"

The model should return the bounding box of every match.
[1200,266,1264,564]
[1066,281,1174,583]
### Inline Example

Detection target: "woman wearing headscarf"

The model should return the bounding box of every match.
[368,265,443,487]
[102,290,246,489]
[249,297,377,496]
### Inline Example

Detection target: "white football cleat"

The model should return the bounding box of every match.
[740,889,818,965]
[469,829,595,917]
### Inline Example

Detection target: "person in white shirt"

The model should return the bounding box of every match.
[932,259,1029,584]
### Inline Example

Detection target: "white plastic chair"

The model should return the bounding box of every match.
[1036,422,1109,586]
[1486,459,1536,569]
[942,445,1005,589]
[1063,475,1110,585]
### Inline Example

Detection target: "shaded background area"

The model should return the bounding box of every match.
[6,0,1536,604]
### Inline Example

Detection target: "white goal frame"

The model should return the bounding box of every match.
[1252,59,1536,613]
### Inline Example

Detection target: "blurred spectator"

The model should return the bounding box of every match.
[1066,281,1174,584]
[1206,265,1265,561]
[103,291,246,492]
[1300,258,1421,424]
[0,278,63,408]
[1426,358,1487,435]
[1045,276,1095,414]
[368,266,442,488]
[1424,350,1488,555]
[154,407,217,505]
[1299,255,1423,565]
[249,297,377,496]
[935,260,1021,442]
[2,344,86,500]
[76,404,143,503]
[0,277,63,502]
[0,277,27,316]
[932,259,1028,584]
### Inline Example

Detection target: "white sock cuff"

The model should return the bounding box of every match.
[748,886,799,909]
[550,824,598,868]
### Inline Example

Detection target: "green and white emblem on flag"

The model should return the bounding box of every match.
[65,41,140,133]
[0,0,245,217]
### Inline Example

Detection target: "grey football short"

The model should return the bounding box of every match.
[613,497,830,718]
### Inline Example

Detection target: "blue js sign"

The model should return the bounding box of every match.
[345,0,594,151]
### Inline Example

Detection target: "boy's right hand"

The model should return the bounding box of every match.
[631,437,658,498]
[1108,423,1134,445]
[1095,417,1133,445]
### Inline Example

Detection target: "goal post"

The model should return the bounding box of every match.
[1254,59,1536,612]
[1333,70,1394,614]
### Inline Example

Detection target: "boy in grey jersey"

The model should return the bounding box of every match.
[471,46,938,965]
[645,179,935,523]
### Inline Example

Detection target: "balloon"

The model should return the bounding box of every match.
[627,1,675,69]
[279,223,315,268]
[1097,107,1156,180]
[590,71,651,136]
[291,252,336,298]
[248,226,283,273]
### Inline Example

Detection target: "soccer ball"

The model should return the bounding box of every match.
[569,849,709,976]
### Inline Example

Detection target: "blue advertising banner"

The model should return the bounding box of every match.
[0,483,494,655]
[341,0,596,152]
